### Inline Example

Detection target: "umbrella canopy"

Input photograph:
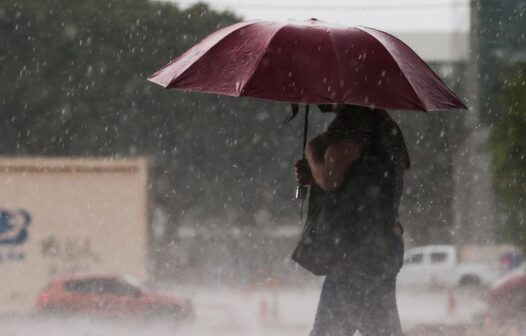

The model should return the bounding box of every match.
[148,19,467,112]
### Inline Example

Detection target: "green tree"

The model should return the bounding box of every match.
[0,0,472,276]
[478,0,526,124]
[488,63,526,251]
[0,0,301,235]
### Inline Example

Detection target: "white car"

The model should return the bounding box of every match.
[397,245,504,288]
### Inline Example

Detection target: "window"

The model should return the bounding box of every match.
[65,279,106,294]
[405,253,423,265]
[430,252,448,264]
[103,280,141,297]
[64,278,140,296]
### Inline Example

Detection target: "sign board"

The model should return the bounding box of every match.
[0,158,148,312]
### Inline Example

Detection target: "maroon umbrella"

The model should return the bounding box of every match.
[148,19,467,111]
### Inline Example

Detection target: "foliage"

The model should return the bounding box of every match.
[478,0,526,124]
[488,63,526,251]
[0,0,469,265]
[0,0,301,231]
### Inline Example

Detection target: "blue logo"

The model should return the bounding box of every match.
[0,209,32,245]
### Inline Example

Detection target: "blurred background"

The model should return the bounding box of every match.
[0,0,525,335]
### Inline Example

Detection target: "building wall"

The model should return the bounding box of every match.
[0,158,148,312]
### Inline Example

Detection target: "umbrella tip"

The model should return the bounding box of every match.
[309,18,319,22]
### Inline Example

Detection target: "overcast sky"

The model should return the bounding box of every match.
[174,0,471,32]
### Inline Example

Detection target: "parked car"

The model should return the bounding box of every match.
[397,245,505,288]
[465,266,526,335]
[489,264,526,312]
[35,275,193,321]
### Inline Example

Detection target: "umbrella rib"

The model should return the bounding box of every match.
[153,21,260,89]
[238,25,287,96]
[355,26,428,111]
[359,26,467,110]
[326,27,345,102]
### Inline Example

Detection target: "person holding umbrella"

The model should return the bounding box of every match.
[294,103,410,336]
[148,18,467,336]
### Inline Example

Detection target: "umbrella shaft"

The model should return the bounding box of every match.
[302,105,310,159]
[296,105,310,202]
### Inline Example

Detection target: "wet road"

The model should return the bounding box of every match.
[0,287,485,336]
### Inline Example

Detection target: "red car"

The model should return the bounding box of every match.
[488,267,526,322]
[35,275,193,321]
[466,267,526,334]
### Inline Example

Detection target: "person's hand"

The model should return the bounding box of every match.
[294,159,314,185]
